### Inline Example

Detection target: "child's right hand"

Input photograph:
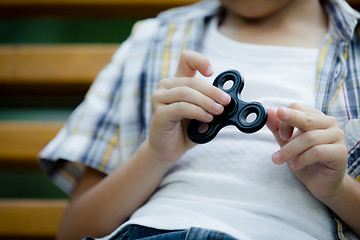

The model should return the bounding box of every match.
[147,50,231,164]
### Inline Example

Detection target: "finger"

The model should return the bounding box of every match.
[288,102,323,115]
[157,77,231,106]
[266,108,285,145]
[156,102,214,125]
[289,143,348,171]
[266,108,279,132]
[272,128,340,165]
[175,50,213,77]
[279,120,294,142]
[152,87,225,116]
[277,107,337,132]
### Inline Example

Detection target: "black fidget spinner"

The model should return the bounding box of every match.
[187,70,267,144]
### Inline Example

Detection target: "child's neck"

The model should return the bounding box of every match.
[219,0,328,48]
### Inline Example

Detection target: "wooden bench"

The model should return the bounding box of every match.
[0,200,67,239]
[0,0,198,18]
[1,0,359,239]
[0,44,120,164]
[0,45,118,239]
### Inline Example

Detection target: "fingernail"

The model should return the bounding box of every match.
[279,130,289,141]
[272,152,282,164]
[205,66,214,76]
[206,113,213,122]
[213,102,223,114]
[290,159,297,170]
[221,93,231,104]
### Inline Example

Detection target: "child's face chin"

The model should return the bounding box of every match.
[220,0,292,19]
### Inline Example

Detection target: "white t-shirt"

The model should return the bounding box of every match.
[108,18,334,240]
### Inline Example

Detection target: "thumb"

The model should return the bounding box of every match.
[175,50,214,78]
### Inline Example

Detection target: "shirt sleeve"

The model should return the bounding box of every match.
[344,119,360,181]
[38,27,137,195]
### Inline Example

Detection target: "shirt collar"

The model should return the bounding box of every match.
[324,0,360,42]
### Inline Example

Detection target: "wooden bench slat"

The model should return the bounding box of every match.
[0,0,199,18]
[0,199,67,237]
[0,122,64,166]
[0,44,118,85]
[0,0,196,5]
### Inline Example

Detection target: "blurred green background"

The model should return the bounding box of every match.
[0,18,135,44]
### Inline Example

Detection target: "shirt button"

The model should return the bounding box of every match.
[334,64,341,78]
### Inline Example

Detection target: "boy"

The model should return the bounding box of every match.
[40,0,360,239]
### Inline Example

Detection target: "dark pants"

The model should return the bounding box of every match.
[84,224,238,240]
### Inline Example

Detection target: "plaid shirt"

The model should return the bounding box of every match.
[39,0,360,238]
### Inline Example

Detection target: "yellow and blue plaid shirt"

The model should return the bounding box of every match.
[39,0,360,238]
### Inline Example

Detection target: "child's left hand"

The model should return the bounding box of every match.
[266,103,348,201]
